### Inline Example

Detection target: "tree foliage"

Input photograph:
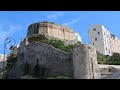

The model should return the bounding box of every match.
[28,34,75,52]
[6,53,17,69]
[97,52,110,64]
[108,53,120,65]
[97,52,120,65]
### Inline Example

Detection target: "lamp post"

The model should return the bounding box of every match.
[3,37,16,78]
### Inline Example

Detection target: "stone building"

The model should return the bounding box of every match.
[27,21,82,42]
[0,54,7,62]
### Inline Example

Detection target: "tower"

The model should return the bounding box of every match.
[73,44,101,79]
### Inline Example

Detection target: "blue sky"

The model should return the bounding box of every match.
[0,11,120,54]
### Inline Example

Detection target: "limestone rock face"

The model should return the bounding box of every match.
[27,21,77,42]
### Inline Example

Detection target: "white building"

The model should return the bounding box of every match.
[0,54,7,62]
[75,33,82,43]
[88,24,112,56]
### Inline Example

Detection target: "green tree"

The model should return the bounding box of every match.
[28,34,74,52]
[97,52,110,64]
[6,53,17,69]
[108,53,120,65]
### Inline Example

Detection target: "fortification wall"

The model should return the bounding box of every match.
[7,42,73,79]
[6,37,102,79]
[26,42,73,78]
[73,44,101,79]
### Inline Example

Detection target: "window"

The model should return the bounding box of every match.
[106,48,107,50]
[98,32,100,35]
[95,38,97,41]
[93,43,94,46]
[93,28,96,31]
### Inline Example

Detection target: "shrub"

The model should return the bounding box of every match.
[28,34,74,52]
[97,52,110,64]
[28,34,49,43]
[47,75,72,79]
[97,52,120,65]
[6,53,17,69]
[108,53,120,65]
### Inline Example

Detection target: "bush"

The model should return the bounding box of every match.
[28,34,74,52]
[47,76,72,79]
[0,75,3,79]
[21,75,37,79]
[28,34,49,43]
[108,53,120,65]
[6,53,17,69]
[97,52,120,65]
[97,52,110,64]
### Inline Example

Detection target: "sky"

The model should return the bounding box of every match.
[0,11,120,54]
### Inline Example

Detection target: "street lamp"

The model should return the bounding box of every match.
[3,37,16,78]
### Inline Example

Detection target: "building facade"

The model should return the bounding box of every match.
[88,24,120,56]
[27,21,82,42]
[0,54,7,62]
[110,34,120,54]
[75,33,82,43]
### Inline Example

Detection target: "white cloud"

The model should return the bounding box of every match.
[63,19,80,26]
[46,13,64,21]
[0,24,24,54]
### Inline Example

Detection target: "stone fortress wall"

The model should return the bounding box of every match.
[7,40,73,79]
[7,38,102,79]
[7,34,120,79]
[6,21,120,79]
[73,44,101,79]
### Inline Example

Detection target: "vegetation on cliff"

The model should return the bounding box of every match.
[97,52,120,65]
[47,76,72,79]
[6,53,17,69]
[28,34,77,52]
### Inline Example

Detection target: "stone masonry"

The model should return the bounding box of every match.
[6,37,103,79]
[73,44,101,79]
[6,41,73,79]
[6,21,103,79]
